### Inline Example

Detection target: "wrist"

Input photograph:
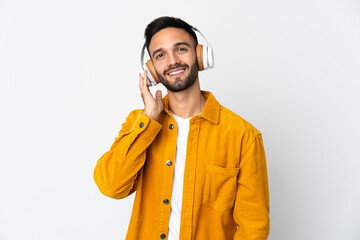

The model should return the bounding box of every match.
[142,109,159,120]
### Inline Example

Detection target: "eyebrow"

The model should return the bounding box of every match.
[151,42,192,59]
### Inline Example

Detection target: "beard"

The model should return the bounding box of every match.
[157,61,198,93]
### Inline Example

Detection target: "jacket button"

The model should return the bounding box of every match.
[169,124,174,130]
[139,122,144,128]
[166,160,172,166]
[163,198,169,204]
[160,233,166,239]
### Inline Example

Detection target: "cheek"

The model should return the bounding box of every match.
[187,53,197,65]
[153,62,166,74]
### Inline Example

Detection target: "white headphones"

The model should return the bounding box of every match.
[140,27,214,86]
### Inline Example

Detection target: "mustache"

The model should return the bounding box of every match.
[163,64,189,75]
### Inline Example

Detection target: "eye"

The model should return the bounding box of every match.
[156,53,164,59]
[178,47,186,52]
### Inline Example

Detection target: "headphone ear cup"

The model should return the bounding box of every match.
[207,44,214,69]
[145,60,160,85]
[202,45,209,70]
[196,45,205,71]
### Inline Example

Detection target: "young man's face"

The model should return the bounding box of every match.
[149,27,198,92]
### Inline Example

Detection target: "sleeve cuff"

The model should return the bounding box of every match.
[130,113,162,137]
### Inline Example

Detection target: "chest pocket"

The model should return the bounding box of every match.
[202,164,240,211]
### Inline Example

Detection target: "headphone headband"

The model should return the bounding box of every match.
[192,27,211,49]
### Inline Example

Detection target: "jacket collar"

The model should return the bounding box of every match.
[162,91,220,124]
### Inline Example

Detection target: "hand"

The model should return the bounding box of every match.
[139,70,163,120]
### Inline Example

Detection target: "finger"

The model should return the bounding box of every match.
[139,72,143,90]
[155,90,162,100]
[143,70,148,88]
[139,70,151,98]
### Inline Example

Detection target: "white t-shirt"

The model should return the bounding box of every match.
[168,111,190,240]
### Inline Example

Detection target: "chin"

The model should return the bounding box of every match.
[159,63,198,92]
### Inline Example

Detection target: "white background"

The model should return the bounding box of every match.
[1,0,359,239]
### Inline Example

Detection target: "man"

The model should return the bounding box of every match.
[94,16,270,240]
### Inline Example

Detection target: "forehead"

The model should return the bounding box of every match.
[149,27,195,53]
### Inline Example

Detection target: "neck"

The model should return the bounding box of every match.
[167,78,206,119]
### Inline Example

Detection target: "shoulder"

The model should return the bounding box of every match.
[203,90,261,139]
[218,104,261,139]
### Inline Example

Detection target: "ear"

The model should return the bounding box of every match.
[196,44,205,71]
[145,59,160,84]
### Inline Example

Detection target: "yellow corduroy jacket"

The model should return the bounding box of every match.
[94,91,270,240]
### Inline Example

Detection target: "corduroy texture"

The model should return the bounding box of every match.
[94,91,270,240]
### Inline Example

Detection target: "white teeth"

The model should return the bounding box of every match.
[168,70,184,76]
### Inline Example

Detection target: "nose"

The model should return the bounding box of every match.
[168,52,180,66]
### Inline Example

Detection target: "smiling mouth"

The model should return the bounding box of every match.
[168,69,185,76]
[165,64,189,77]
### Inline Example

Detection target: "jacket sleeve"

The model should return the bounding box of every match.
[93,110,162,199]
[233,133,270,239]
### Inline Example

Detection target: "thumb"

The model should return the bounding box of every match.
[155,90,162,100]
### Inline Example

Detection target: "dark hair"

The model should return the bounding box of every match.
[144,16,198,54]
